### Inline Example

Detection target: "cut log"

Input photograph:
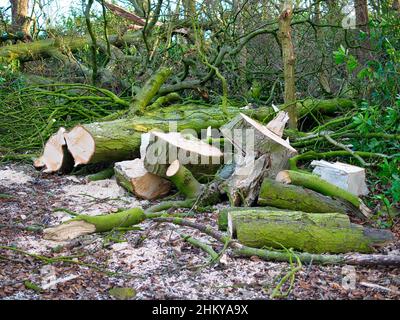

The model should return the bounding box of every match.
[228,210,393,253]
[258,178,363,216]
[43,208,145,241]
[64,122,142,167]
[33,127,73,173]
[311,160,369,196]
[143,131,223,180]
[37,99,353,173]
[114,159,171,200]
[276,170,371,218]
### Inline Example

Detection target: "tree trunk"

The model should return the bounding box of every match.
[228,210,393,253]
[355,0,371,64]
[278,0,297,129]
[10,0,30,35]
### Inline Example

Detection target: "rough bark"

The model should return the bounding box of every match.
[355,0,371,64]
[278,0,297,129]
[228,210,393,253]
[10,0,31,35]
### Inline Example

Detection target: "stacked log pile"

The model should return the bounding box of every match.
[38,68,398,267]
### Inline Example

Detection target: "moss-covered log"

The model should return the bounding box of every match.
[257,179,362,216]
[38,99,354,172]
[228,210,393,253]
[276,170,371,217]
[218,206,287,231]
[43,208,145,241]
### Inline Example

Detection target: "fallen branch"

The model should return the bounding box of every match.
[276,170,371,218]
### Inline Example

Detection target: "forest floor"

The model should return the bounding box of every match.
[1,163,400,300]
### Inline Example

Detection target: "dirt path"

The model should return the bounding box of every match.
[1,164,399,300]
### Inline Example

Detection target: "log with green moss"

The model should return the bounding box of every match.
[228,210,393,253]
[257,179,363,216]
[218,206,289,231]
[43,208,145,241]
[276,170,371,217]
[37,98,354,172]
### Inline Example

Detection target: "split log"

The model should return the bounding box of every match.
[166,160,203,198]
[258,179,364,217]
[276,170,371,218]
[114,159,171,200]
[43,208,145,241]
[228,210,393,253]
[219,112,297,205]
[311,160,369,196]
[143,131,223,180]
[33,127,73,173]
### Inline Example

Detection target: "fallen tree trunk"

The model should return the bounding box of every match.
[218,112,297,206]
[276,170,371,217]
[36,99,355,172]
[43,208,145,241]
[257,179,363,216]
[114,159,171,200]
[227,210,393,253]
